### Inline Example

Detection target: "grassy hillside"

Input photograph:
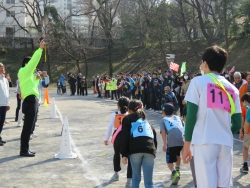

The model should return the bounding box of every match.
[1,37,250,85]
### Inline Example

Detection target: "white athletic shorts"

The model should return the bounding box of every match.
[193,144,233,188]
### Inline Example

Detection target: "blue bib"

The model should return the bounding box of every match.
[131,118,154,139]
[163,116,184,133]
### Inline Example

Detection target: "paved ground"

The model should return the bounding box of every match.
[1,88,250,188]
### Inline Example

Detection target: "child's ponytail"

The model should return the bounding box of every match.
[128,100,146,120]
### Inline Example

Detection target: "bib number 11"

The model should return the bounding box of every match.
[207,83,235,113]
[210,89,223,104]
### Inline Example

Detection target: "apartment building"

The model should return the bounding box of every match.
[0,0,32,37]
[0,0,90,38]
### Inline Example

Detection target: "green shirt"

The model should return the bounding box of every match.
[18,48,43,100]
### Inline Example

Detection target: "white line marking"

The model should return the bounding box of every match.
[56,105,103,188]
[55,105,64,126]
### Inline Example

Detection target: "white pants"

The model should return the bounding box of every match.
[17,100,23,126]
[193,144,232,188]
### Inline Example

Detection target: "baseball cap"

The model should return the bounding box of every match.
[162,103,174,115]
[165,69,172,73]
[154,79,158,83]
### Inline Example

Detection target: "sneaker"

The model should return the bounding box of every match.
[159,110,162,114]
[111,173,119,181]
[176,170,181,177]
[171,171,180,185]
[30,135,33,140]
[149,108,152,111]
[35,123,39,127]
[125,182,132,188]
[17,123,21,127]
[31,134,38,138]
[240,164,249,173]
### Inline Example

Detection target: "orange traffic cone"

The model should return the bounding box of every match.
[44,88,50,104]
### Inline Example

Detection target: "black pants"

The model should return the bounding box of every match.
[31,104,40,134]
[81,87,88,96]
[15,94,21,121]
[96,85,101,97]
[141,90,144,102]
[150,92,156,110]
[117,90,122,99]
[77,85,81,95]
[131,88,136,99]
[0,106,7,141]
[105,90,110,98]
[136,90,141,100]
[111,90,117,99]
[113,131,132,178]
[21,95,38,153]
[70,85,76,95]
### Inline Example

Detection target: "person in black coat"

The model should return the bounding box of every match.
[153,79,162,112]
[76,73,82,95]
[141,75,150,109]
[159,69,175,90]
[149,72,161,110]
[69,74,76,96]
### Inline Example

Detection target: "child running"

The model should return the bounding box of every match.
[182,45,242,188]
[240,92,250,173]
[121,100,157,188]
[104,96,132,187]
[160,103,184,185]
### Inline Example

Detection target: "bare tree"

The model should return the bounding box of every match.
[87,0,123,77]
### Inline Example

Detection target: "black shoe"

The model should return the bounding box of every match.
[0,140,6,144]
[0,142,3,146]
[240,164,249,173]
[20,151,35,157]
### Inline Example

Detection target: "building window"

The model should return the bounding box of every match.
[6,11,15,17]
[6,27,15,36]
[6,0,15,4]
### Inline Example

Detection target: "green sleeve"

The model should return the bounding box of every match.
[19,48,43,77]
[231,113,242,134]
[184,102,198,142]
